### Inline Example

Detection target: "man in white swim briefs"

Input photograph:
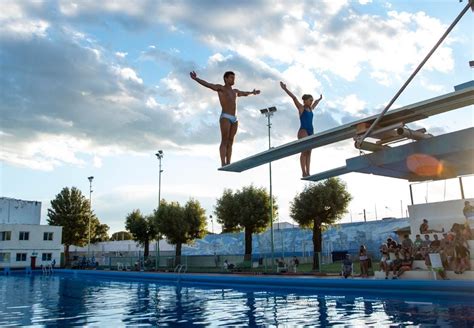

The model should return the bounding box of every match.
[190,70,260,166]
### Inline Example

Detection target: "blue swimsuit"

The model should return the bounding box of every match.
[299,108,314,135]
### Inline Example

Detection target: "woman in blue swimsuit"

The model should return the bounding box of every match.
[280,81,322,177]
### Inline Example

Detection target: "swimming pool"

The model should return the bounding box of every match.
[1,271,473,326]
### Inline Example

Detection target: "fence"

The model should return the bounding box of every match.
[70,254,326,273]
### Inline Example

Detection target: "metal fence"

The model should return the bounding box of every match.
[69,254,327,274]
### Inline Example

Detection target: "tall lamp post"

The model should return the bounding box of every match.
[155,150,164,270]
[87,176,94,258]
[260,106,277,268]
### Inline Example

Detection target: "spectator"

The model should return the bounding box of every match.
[390,253,403,279]
[342,254,352,279]
[454,241,471,274]
[401,234,413,256]
[429,234,441,252]
[463,200,474,220]
[291,256,300,273]
[223,259,235,270]
[422,234,431,249]
[359,245,369,278]
[386,238,398,251]
[395,250,413,279]
[380,243,392,279]
[420,219,443,234]
[413,235,424,260]
[441,233,456,270]
[276,258,287,273]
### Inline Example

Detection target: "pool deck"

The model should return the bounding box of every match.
[13,268,473,298]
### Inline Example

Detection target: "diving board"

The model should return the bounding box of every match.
[303,127,474,182]
[219,84,474,173]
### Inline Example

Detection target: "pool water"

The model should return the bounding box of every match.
[1,274,473,327]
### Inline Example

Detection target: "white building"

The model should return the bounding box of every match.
[0,198,62,269]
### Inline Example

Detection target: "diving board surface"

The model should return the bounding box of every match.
[219,85,474,173]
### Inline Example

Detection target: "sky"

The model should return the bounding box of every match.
[1,0,473,235]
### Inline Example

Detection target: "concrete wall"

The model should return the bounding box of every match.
[0,198,41,225]
[0,224,62,268]
[407,198,473,236]
[72,219,408,259]
[70,238,175,254]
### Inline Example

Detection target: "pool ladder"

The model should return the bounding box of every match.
[174,264,187,274]
[42,264,53,275]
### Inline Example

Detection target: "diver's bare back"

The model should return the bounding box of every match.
[218,86,237,116]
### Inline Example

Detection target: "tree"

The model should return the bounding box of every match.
[125,210,156,257]
[154,199,207,263]
[91,220,109,243]
[290,178,352,271]
[215,185,277,259]
[47,186,108,265]
[110,231,133,241]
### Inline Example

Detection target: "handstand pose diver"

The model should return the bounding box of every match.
[190,71,260,166]
[280,81,322,177]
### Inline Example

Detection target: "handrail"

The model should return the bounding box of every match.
[356,2,471,148]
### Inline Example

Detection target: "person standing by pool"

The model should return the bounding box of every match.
[280,81,322,177]
[359,245,369,278]
[190,71,261,166]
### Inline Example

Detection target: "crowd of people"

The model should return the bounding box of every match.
[377,218,471,279]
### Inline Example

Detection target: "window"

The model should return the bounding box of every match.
[0,253,10,263]
[19,231,29,241]
[0,231,11,241]
[16,253,27,262]
[42,253,52,261]
[43,232,53,241]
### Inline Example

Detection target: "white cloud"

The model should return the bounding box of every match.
[114,67,143,84]
[115,51,128,58]
[359,0,372,5]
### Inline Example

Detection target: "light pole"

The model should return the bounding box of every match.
[87,176,94,258]
[260,106,277,268]
[210,215,214,234]
[155,150,164,209]
[155,150,164,270]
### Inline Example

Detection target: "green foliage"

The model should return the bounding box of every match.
[290,178,351,229]
[125,209,156,257]
[110,231,133,241]
[215,185,277,256]
[91,222,109,243]
[47,187,92,247]
[47,186,109,264]
[290,178,351,270]
[154,199,207,257]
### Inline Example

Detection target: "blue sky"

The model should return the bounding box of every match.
[1,0,473,235]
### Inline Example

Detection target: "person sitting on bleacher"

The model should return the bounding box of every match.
[422,234,431,249]
[413,235,424,260]
[429,234,441,253]
[389,252,403,279]
[394,249,413,279]
[420,219,444,234]
[440,233,456,270]
[386,238,398,252]
[401,234,413,256]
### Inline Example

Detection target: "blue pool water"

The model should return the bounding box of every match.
[1,273,474,327]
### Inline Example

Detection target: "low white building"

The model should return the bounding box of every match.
[0,198,62,269]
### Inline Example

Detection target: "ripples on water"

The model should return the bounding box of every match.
[1,274,473,327]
